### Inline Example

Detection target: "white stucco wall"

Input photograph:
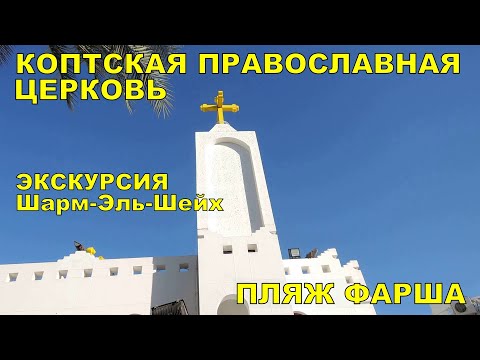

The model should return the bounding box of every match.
[283,248,376,315]
[0,251,198,315]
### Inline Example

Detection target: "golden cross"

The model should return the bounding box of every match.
[200,90,239,124]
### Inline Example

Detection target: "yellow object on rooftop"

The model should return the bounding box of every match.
[86,247,96,255]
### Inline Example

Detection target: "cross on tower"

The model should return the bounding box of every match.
[200,90,239,124]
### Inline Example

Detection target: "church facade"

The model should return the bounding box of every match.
[0,92,376,315]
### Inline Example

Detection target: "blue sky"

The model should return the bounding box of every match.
[0,45,478,315]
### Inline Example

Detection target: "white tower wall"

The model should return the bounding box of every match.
[196,123,293,315]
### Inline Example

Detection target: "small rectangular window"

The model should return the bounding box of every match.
[154,264,166,273]
[58,270,68,279]
[345,276,354,284]
[133,266,142,275]
[179,263,189,272]
[84,269,93,278]
[223,245,233,254]
[248,244,258,253]
[34,271,44,281]
[110,267,118,276]
[301,266,310,274]
[8,273,18,282]
[284,268,290,275]
[322,265,331,273]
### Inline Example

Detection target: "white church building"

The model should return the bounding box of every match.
[0,91,376,315]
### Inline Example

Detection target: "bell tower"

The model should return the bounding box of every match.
[196,91,292,315]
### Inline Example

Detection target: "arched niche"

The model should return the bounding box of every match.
[217,294,250,315]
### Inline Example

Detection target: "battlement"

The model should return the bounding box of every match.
[0,251,196,283]
[282,248,375,315]
[0,252,199,315]
[282,248,362,279]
